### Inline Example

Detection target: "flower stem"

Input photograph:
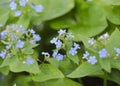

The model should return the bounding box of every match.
[103,72,107,86]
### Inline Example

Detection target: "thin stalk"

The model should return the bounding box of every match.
[103,72,107,86]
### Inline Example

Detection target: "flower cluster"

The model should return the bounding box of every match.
[9,0,44,17]
[49,29,80,60]
[83,51,97,65]
[0,24,41,65]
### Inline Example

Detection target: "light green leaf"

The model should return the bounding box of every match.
[29,0,74,21]
[0,66,9,75]
[108,69,120,85]
[67,52,79,65]
[38,78,82,86]
[14,75,32,86]
[99,58,111,73]
[106,28,120,56]
[0,6,9,26]
[106,6,120,25]
[100,0,120,5]
[49,13,76,29]
[32,64,64,82]
[111,58,120,70]
[67,62,103,78]
[9,57,40,74]
[17,15,30,28]
[69,2,107,38]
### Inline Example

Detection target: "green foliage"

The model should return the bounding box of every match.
[1,0,120,86]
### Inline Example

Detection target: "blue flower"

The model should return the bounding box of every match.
[52,50,64,60]
[14,10,21,17]
[99,48,109,58]
[69,48,77,56]
[52,50,58,58]
[6,44,12,50]
[56,54,64,61]
[34,5,43,12]
[58,29,66,36]
[87,56,97,65]
[16,40,24,49]
[9,1,17,10]
[25,57,34,65]
[50,37,58,44]
[88,38,95,45]
[114,48,120,56]
[83,51,90,59]
[28,29,35,34]
[33,34,41,42]
[0,30,7,40]
[55,40,62,48]
[73,43,80,49]
[0,51,6,59]
[19,0,28,7]
[69,43,80,56]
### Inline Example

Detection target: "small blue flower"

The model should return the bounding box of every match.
[0,51,6,59]
[56,54,64,60]
[52,50,64,60]
[16,40,24,49]
[6,44,12,50]
[9,1,17,10]
[88,38,95,45]
[73,43,80,49]
[52,50,58,58]
[87,56,97,65]
[19,0,28,7]
[55,40,62,48]
[114,48,120,56]
[0,30,7,40]
[50,37,58,44]
[33,34,41,42]
[69,48,77,56]
[99,48,109,58]
[14,10,21,17]
[83,51,89,59]
[28,29,35,34]
[34,5,43,12]
[58,29,66,36]
[69,43,80,56]
[26,57,34,65]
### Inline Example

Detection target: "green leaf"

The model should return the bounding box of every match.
[69,2,107,38]
[14,75,32,86]
[17,15,30,28]
[0,5,9,26]
[107,6,120,25]
[37,78,82,86]
[49,13,76,29]
[108,69,120,85]
[21,48,34,55]
[67,52,79,65]
[106,28,120,56]
[48,58,59,68]
[67,62,103,78]
[0,66,9,75]
[9,57,40,74]
[100,0,120,5]
[32,64,64,82]
[99,58,111,73]
[111,58,120,70]
[29,0,74,21]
